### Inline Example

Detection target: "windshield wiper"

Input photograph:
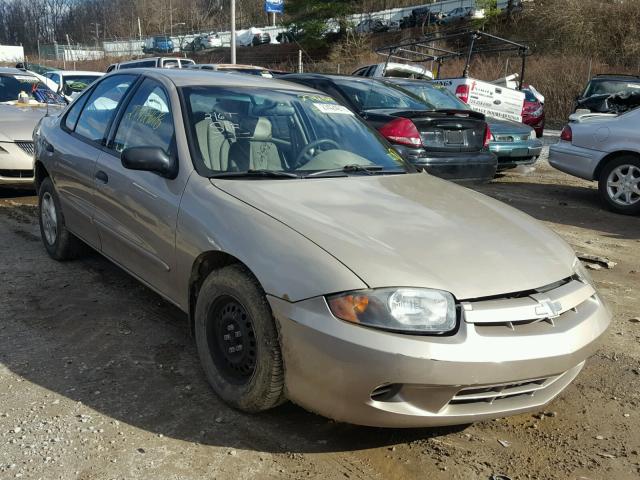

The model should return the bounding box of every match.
[209,169,300,179]
[304,164,386,178]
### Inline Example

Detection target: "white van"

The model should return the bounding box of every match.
[432,77,526,123]
[352,62,434,80]
[106,57,195,73]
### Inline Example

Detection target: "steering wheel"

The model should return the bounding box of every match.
[295,139,340,167]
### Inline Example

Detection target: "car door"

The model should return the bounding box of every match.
[48,74,138,247]
[92,78,187,299]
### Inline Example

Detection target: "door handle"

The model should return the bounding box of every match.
[95,170,109,184]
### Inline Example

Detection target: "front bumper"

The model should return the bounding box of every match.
[269,286,610,428]
[396,147,498,183]
[549,142,604,181]
[490,139,543,170]
[0,141,35,186]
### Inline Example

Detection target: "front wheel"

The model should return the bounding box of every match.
[194,264,285,412]
[598,156,640,215]
[38,177,87,260]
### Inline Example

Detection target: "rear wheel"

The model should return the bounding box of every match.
[194,264,285,412]
[598,155,640,215]
[38,177,87,260]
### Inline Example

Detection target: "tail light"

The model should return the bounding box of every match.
[378,117,422,147]
[560,125,572,142]
[455,84,470,103]
[484,124,492,147]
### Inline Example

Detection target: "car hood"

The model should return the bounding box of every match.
[213,173,576,300]
[0,104,57,141]
[488,118,533,135]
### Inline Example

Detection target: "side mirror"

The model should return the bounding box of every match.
[121,147,177,179]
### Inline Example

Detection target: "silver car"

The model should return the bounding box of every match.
[33,69,610,427]
[0,67,65,186]
[550,110,640,215]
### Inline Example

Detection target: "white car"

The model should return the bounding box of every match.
[352,62,433,80]
[44,70,103,102]
[549,110,640,215]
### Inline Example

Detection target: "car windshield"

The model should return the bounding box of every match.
[391,81,469,110]
[584,79,640,97]
[333,78,428,111]
[62,75,100,96]
[0,73,65,104]
[181,86,410,177]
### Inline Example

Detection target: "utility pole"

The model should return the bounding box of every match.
[170,0,173,37]
[138,17,142,40]
[230,0,236,64]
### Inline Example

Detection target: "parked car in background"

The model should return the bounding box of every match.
[143,35,175,54]
[0,67,65,186]
[186,64,273,78]
[522,86,545,137]
[235,28,271,47]
[352,62,433,80]
[14,62,58,76]
[575,74,640,111]
[414,7,445,27]
[386,78,541,172]
[191,33,223,51]
[107,57,195,72]
[355,18,389,34]
[44,70,103,103]
[550,110,640,215]
[439,7,484,25]
[283,74,496,182]
[33,68,610,428]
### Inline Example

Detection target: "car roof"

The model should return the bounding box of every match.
[591,74,640,81]
[0,67,36,76]
[192,64,268,70]
[47,70,103,76]
[118,68,317,91]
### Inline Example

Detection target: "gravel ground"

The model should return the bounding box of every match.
[1,146,639,480]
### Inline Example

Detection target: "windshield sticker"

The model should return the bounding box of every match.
[14,75,38,82]
[312,103,354,115]
[387,148,403,162]
[298,93,337,103]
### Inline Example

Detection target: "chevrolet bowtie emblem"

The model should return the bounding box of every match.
[535,298,563,318]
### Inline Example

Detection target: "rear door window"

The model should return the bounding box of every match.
[74,75,137,143]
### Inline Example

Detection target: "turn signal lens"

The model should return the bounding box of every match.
[327,295,369,323]
[378,117,422,147]
[560,125,572,142]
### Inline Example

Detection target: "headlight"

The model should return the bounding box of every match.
[327,288,457,334]
[573,257,593,286]
[529,129,537,140]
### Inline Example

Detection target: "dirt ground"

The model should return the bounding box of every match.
[1,145,639,480]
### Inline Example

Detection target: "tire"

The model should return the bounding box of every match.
[598,155,640,215]
[38,177,87,260]
[194,264,285,412]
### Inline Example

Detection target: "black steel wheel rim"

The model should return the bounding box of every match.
[206,295,257,384]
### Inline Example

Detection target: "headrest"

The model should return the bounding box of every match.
[251,117,272,141]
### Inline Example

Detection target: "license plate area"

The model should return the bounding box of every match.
[446,130,464,145]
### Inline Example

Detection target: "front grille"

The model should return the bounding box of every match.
[449,375,557,405]
[0,169,34,179]
[461,277,597,329]
[15,141,35,156]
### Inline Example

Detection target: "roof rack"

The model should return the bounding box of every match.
[375,29,530,89]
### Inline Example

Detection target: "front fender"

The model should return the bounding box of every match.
[173,174,367,309]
